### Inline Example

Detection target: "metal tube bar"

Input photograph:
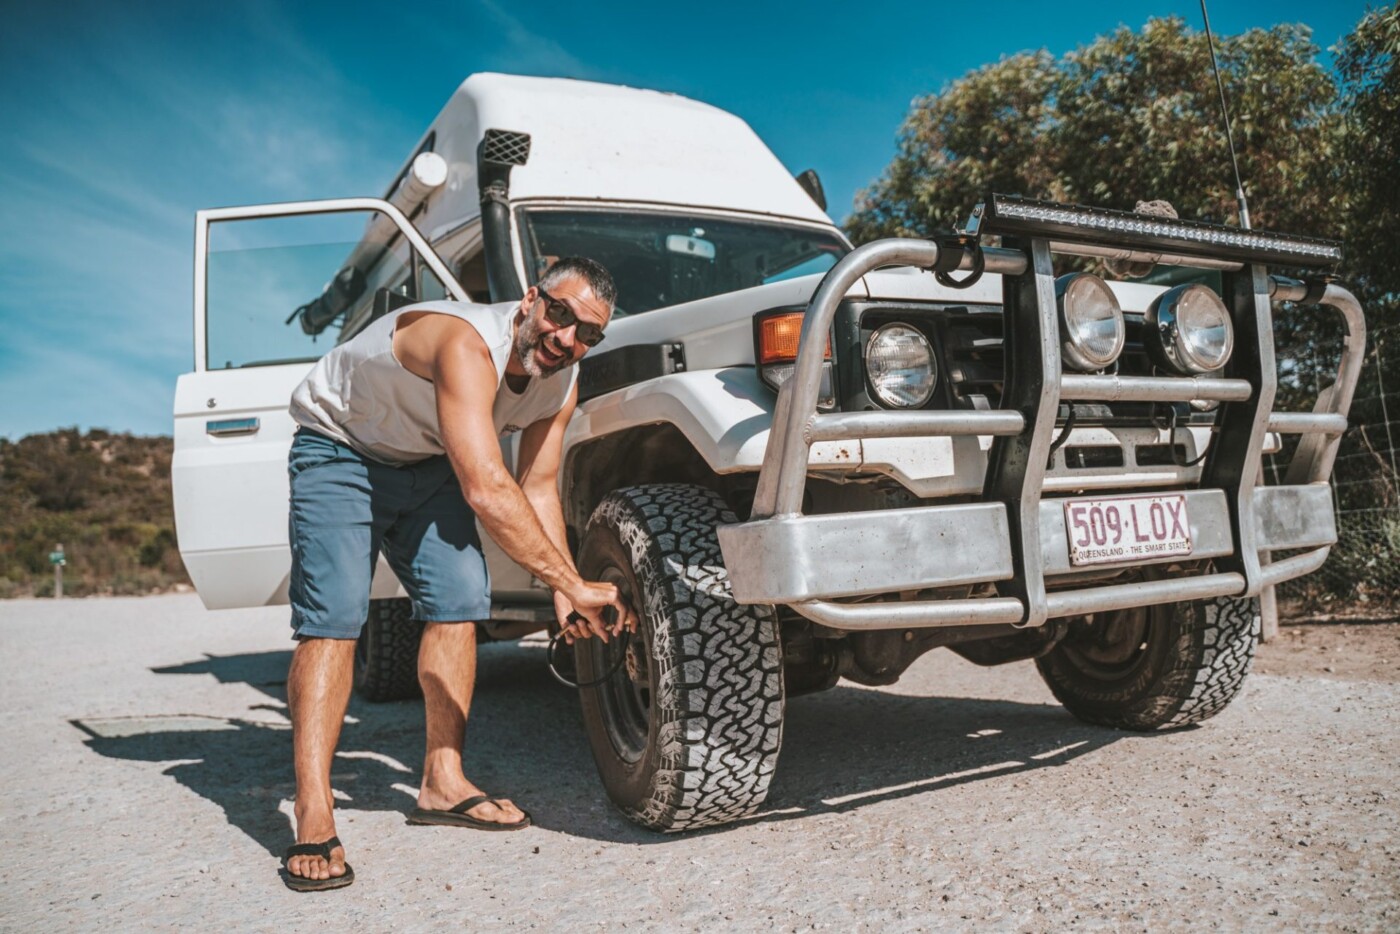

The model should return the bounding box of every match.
[980,247,1029,276]
[796,568,1256,630]
[805,410,1025,443]
[791,596,1027,630]
[1266,413,1348,436]
[1268,277,1308,303]
[1283,284,1368,484]
[1049,240,1245,271]
[1201,264,1277,598]
[1060,374,1252,403]
[1044,572,1247,619]
[982,238,1062,628]
[1259,546,1331,587]
[754,239,944,518]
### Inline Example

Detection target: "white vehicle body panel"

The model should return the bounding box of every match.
[406,74,833,246]
[176,199,472,609]
[172,363,305,608]
[171,73,1198,613]
[174,76,866,611]
[173,363,423,609]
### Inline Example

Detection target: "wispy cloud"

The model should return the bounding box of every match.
[399,0,604,82]
[0,333,178,439]
[0,2,405,438]
[0,0,1374,440]
[474,0,595,77]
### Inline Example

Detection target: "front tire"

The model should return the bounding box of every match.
[575,484,784,832]
[1036,594,1260,730]
[353,597,424,702]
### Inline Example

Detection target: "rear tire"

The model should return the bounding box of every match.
[1035,594,1260,731]
[353,597,424,702]
[575,484,784,832]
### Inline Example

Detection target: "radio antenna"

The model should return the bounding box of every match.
[1200,0,1251,229]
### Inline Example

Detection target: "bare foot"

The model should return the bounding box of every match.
[417,777,528,825]
[287,805,349,882]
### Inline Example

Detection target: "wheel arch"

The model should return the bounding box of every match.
[562,423,753,538]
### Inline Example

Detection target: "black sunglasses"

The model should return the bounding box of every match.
[536,286,605,348]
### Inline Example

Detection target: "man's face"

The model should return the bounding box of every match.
[514,275,611,378]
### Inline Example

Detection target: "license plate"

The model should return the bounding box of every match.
[1063,494,1192,566]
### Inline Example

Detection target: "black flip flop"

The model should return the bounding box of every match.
[407,794,533,831]
[281,835,355,892]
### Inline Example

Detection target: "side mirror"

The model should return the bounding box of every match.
[795,169,827,211]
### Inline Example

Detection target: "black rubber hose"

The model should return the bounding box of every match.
[547,609,631,689]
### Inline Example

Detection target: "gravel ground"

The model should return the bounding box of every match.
[1256,618,1400,683]
[1,594,1396,932]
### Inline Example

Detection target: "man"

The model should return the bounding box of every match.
[280,256,636,892]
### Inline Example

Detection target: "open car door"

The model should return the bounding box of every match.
[173,198,467,609]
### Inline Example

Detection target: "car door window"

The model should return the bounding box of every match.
[205,211,419,369]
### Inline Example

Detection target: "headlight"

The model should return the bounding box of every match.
[1056,273,1125,371]
[1146,284,1234,375]
[865,324,936,408]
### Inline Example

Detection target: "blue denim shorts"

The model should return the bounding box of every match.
[287,429,491,639]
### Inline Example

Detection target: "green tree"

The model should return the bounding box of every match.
[846,51,1061,238]
[1335,6,1399,308]
[847,17,1341,241]
[1326,7,1400,608]
[0,430,188,598]
[848,12,1399,609]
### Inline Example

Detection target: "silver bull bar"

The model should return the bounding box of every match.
[716,239,1367,630]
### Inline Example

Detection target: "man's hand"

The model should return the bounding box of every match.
[553,589,578,644]
[557,580,636,644]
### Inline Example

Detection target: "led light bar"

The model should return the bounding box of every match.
[967,194,1343,269]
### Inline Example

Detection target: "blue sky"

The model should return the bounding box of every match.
[0,0,1372,439]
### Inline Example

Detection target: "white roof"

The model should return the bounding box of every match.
[416,74,835,231]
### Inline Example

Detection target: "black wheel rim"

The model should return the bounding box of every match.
[1058,603,1163,682]
[584,564,652,765]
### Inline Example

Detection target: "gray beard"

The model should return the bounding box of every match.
[514,315,571,378]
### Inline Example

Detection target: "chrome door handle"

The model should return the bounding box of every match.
[206,417,260,437]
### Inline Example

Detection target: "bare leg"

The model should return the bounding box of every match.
[286,637,355,881]
[414,622,526,824]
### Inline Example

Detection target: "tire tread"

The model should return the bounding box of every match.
[1036,594,1260,731]
[354,597,423,702]
[589,484,784,832]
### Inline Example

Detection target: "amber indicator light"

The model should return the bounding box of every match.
[759,313,830,365]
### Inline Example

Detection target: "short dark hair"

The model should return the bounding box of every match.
[538,256,617,309]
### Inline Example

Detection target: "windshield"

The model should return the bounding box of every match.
[518,209,848,315]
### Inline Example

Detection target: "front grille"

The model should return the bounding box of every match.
[942,309,1004,407]
[941,308,1171,425]
[831,300,1217,428]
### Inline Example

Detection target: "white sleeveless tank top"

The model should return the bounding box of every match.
[289,300,578,466]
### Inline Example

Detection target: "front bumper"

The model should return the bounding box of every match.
[716,236,1365,630]
[719,484,1334,627]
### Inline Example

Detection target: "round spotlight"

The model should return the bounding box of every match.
[1146,284,1234,375]
[1056,274,1125,371]
[865,324,936,408]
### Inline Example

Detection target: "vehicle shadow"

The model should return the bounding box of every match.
[73,642,1125,853]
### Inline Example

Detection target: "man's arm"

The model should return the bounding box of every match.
[432,324,624,632]
[515,384,634,641]
[516,383,576,564]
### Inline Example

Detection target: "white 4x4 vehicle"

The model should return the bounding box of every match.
[174,74,1364,832]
